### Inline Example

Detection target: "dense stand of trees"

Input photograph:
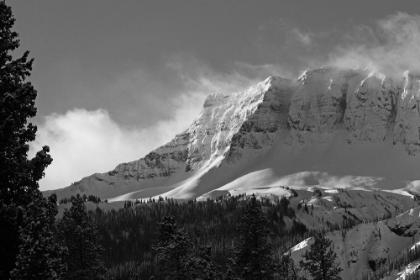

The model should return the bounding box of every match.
[228,195,276,279]
[59,194,105,205]
[95,195,314,279]
[57,194,107,280]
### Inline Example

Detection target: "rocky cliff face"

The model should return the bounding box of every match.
[287,68,420,151]
[46,67,420,201]
[108,75,297,180]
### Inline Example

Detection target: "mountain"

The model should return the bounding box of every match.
[44,67,420,202]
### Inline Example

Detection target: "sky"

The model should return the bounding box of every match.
[8,0,420,190]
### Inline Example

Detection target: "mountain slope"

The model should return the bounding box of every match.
[290,206,420,280]
[44,67,420,201]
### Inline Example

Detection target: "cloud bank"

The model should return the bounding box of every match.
[328,12,420,75]
[31,95,201,191]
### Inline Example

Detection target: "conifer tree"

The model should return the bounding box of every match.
[229,194,275,280]
[57,194,107,280]
[0,1,63,278]
[188,246,224,280]
[10,193,67,280]
[278,252,298,280]
[154,216,194,280]
[299,233,343,280]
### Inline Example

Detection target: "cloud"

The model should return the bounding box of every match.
[167,55,261,94]
[290,28,313,46]
[30,92,203,191]
[167,54,296,94]
[232,61,295,80]
[328,12,420,75]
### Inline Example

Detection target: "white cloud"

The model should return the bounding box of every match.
[167,54,296,94]
[232,61,295,79]
[30,93,203,191]
[328,12,420,75]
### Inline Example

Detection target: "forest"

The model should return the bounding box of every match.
[89,194,311,279]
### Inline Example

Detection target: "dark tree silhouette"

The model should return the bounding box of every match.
[229,194,275,280]
[278,252,299,280]
[0,1,63,278]
[299,233,343,280]
[10,193,67,280]
[154,216,194,280]
[57,194,106,280]
[188,246,224,280]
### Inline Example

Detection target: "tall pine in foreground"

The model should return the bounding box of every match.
[229,194,275,280]
[0,1,66,278]
[57,194,107,280]
[299,233,343,280]
[10,193,67,279]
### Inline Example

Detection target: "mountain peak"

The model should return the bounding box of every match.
[44,67,420,203]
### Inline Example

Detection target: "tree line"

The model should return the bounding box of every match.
[114,194,343,280]
[59,194,106,205]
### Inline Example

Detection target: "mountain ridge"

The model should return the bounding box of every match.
[44,67,420,201]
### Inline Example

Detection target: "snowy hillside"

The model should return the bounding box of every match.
[289,205,420,280]
[44,67,420,202]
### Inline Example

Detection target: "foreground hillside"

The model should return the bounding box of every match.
[290,205,420,280]
[55,189,417,280]
[45,67,420,203]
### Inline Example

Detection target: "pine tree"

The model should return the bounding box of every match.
[0,1,63,278]
[229,194,275,280]
[299,233,343,280]
[277,252,298,280]
[57,194,107,280]
[10,193,67,280]
[154,216,194,280]
[0,0,51,206]
[188,246,224,280]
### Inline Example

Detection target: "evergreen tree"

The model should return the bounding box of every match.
[0,1,63,278]
[154,216,194,280]
[188,246,224,280]
[299,233,343,280]
[10,193,67,280]
[277,252,298,280]
[229,194,275,280]
[57,194,107,280]
[0,0,51,206]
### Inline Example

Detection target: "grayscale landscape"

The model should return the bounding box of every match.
[2,1,420,279]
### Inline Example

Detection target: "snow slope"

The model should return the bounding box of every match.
[290,221,413,280]
[43,67,420,202]
[290,205,420,280]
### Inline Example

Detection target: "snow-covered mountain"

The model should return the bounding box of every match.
[44,67,420,202]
